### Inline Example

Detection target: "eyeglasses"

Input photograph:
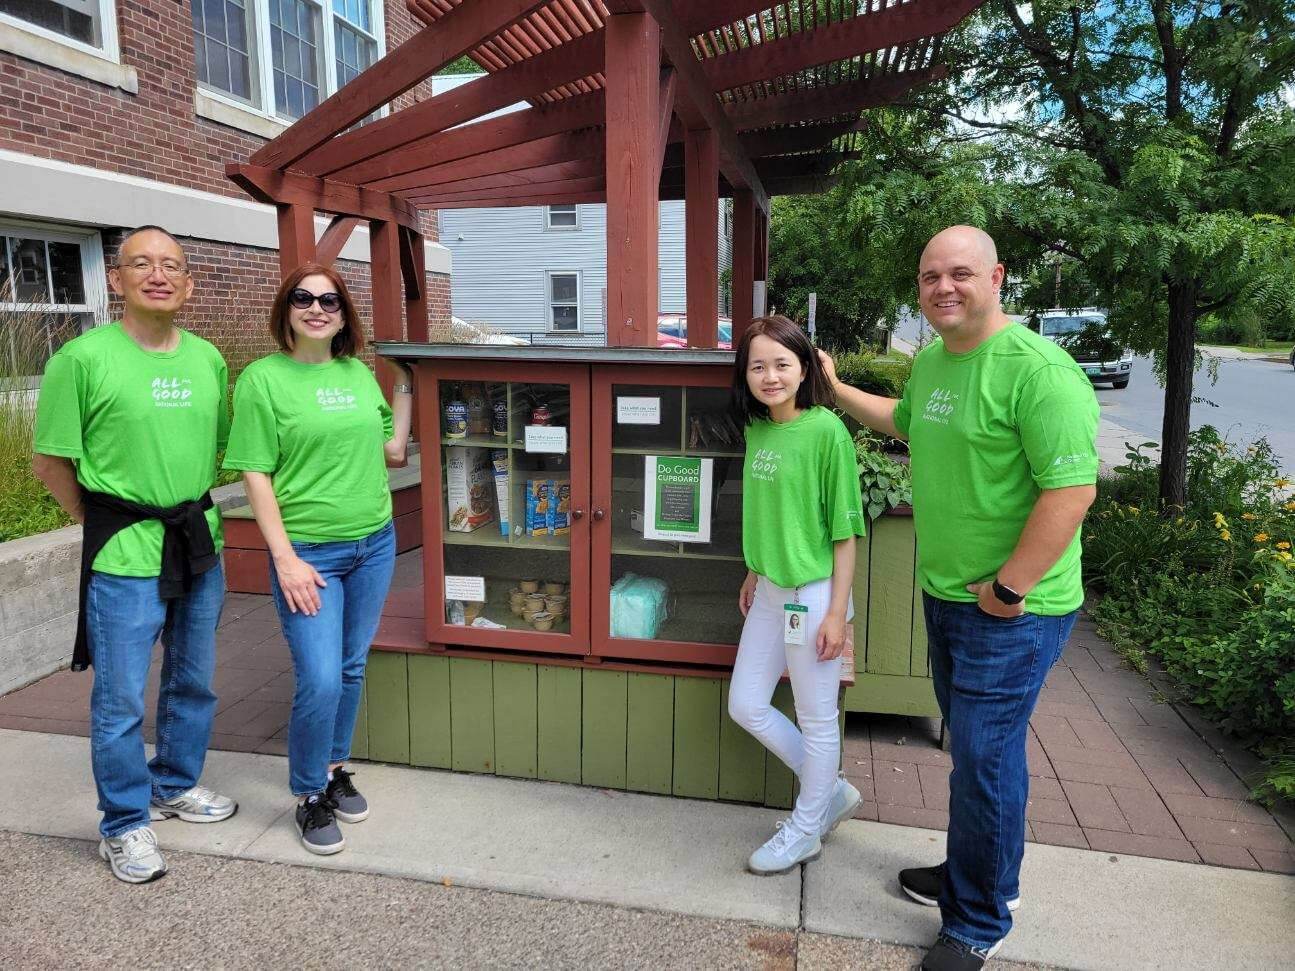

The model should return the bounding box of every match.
[118,259,188,279]
[288,288,343,313]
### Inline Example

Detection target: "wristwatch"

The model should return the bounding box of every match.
[393,382,413,395]
[992,579,1025,606]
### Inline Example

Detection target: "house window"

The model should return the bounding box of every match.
[193,0,256,103]
[548,272,580,331]
[0,0,117,55]
[546,205,578,230]
[332,0,375,87]
[0,223,106,379]
[270,0,321,120]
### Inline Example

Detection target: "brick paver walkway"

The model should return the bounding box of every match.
[3,556,1291,873]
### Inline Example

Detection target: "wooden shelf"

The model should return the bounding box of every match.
[611,446,743,459]
[442,435,513,449]
[443,529,571,551]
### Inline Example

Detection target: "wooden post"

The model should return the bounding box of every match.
[731,188,755,341]
[684,127,719,348]
[370,218,404,401]
[755,205,770,317]
[401,226,428,343]
[277,203,316,279]
[604,12,659,347]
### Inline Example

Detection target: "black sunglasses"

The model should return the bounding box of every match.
[288,288,343,313]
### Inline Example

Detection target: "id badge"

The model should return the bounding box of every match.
[784,603,808,645]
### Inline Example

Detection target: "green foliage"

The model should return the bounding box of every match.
[832,348,911,398]
[435,55,481,76]
[853,430,912,520]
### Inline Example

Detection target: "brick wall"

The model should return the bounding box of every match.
[1,0,439,241]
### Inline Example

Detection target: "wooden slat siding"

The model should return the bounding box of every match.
[351,681,369,761]
[702,1,978,93]
[316,215,360,266]
[449,658,495,773]
[581,668,628,788]
[763,681,796,809]
[852,526,874,673]
[251,0,551,169]
[365,652,410,763]
[537,665,582,783]
[684,126,720,348]
[719,682,767,803]
[910,555,931,678]
[727,67,947,130]
[302,29,607,178]
[866,513,916,677]
[408,654,452,769]
[493,662,539,779]
[672,677,722,799]
[376,131,605,195]
[847,672,940,717]
[626,673,674,794]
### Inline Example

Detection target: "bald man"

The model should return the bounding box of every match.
[821,226,1099,971]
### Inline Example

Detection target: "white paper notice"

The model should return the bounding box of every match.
[444,575,486,602]
[524,425,568,453]
[616,396,661,425]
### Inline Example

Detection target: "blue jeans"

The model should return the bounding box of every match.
[270,520,396,796]
[922,594,1077,950]
[87,563,224,838]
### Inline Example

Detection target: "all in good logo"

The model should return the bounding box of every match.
[317,386,357,413]
[750,447,781,483]
[151,376,193,408]
[920,387,958,426]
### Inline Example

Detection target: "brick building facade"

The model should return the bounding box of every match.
[0,0,452,374]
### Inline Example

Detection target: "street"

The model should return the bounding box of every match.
[1096,353,1294,473]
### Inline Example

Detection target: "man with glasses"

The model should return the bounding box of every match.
[33,225,237,884]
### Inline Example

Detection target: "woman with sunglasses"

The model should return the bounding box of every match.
[223,263,412,855]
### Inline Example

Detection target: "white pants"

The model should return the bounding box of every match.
[728,575,845,837]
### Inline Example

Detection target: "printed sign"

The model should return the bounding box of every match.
[643,455,713,544]
[524,425,568,454]
[445,575,486,602]
[616,396,661,425]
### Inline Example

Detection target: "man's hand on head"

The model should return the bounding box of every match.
[816,349,838,388]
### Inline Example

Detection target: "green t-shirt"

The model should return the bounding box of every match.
[223,354,394,542]
[33,322,229,577]
[741,406,866,588]
[893,324,1100,615]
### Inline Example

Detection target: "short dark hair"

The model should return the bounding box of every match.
[116,225,186,265]
[269,263,364,358]
[731,314,835,426]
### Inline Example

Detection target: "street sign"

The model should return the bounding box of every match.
[807,291,817,339]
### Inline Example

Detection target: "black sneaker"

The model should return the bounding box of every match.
[295,794,345,855]
[920,933,1002,970]
[325,766,369,823]
[900,862,1020,912]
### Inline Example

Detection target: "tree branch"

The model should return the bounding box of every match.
[1150,0,1184,119]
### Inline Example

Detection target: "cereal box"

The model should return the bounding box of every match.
[446,447,495,532]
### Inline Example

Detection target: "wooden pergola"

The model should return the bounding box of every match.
[227,0,981,362]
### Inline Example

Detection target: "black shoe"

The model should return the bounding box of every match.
[900,862,1021,912]
[325,766,369,823]
[920,933,1002,971]
[295,794,344,855]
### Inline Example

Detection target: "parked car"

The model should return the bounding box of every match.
[1038,308,1134,389]
[657,313,733,350]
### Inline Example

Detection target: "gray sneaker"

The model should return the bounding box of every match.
[820,775,862,839]
[325,767,369,823]
[296,794,345,855]
[99,826,167,884]
[150,785,238,823]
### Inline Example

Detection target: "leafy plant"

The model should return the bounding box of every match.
[854,430,911,520]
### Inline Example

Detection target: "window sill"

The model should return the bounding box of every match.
[194,89,290,140]
[0,21,136,93]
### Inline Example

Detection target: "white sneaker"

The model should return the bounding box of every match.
[748,821,821,875]
[820,775,862,840]
[99,826,167,884]
[150,785,238,823]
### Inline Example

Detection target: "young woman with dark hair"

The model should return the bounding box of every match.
[223,263,413,855]
[728,315,866,874]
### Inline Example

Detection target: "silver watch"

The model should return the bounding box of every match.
[393,382,413,395]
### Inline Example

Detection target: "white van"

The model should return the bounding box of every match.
[1038,308,1135,389]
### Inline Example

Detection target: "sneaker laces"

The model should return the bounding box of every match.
[764,820,801,855]
[178,785,221,806]
[119,827,159,862]
[302,794,339,831]
[327,767,359,799]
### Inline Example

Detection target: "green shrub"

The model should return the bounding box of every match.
[833,348,911,398]
[854,430,912,519]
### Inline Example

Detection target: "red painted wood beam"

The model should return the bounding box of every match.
[754,151,859,181]
[400,226,428,339]
[656,68,678,175]
[684,127,719,349]
[333,90,606,187]
[674,0,778,36]
[731,188,755,337]
[397,158,604,200]
[739,120,864,159]
[408,175,605,206]
[604,12,661,347]
[316,215,360,265]
[703,0,981,92]
[227,163,420,228]
[251,0,550,169]
[422,190,606,210]
[299,29,607,178]
[370,219,404,401]
[727,67,947,130]
[637,0,769,212]
[372,130,604,194]
[277,204,316,280]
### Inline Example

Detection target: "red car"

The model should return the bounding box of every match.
[657,313,733,350]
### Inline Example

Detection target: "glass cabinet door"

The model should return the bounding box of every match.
[423,362,589,655]
[591,368,747,666]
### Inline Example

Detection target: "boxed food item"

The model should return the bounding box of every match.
[551,477,571,536]
[446,447,495,532]
[609,573,670,640]
[525,479,551,536]
[491,450,510,538]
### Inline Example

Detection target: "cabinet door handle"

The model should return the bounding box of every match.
[572,508,584,521]
[592,508,605,521]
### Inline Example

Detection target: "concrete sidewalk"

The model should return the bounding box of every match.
[5,729,1291,970]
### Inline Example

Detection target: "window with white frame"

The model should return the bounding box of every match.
[0,0,114,54]
[547,272,580,332]
[190,0,382,121]
[0,223,107,379]
[546,205,578,230]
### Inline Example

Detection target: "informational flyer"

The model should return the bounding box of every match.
[616,396,661,425]
[643,455,712,544]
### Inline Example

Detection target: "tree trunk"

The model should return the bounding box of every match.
[1158,280,1198,508]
